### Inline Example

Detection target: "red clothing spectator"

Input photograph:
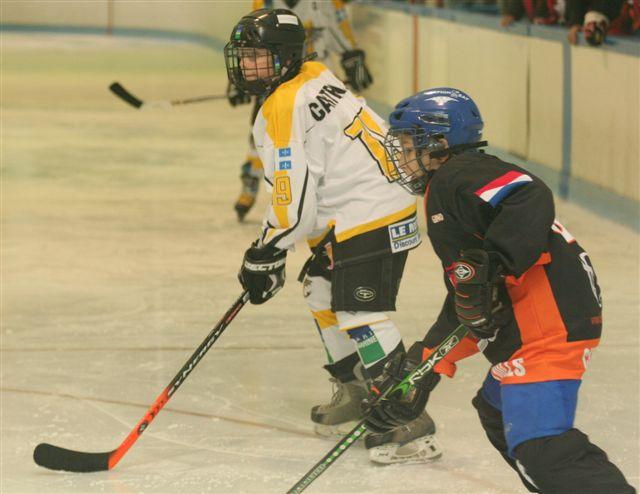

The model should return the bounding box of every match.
[609,0,640,35]
[501,0,562,27]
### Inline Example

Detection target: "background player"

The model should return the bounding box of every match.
[228,0,372,222]
[225,8,440,464]
[363,87,635,492]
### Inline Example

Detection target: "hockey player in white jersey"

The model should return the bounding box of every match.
[230,0,373,222]
[225,8,441,464]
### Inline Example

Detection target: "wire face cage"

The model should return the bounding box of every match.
[384,127,435,195]
[224,44,280,95]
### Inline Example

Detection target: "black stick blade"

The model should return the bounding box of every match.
[33,443,112,472]
[109,82,143,109]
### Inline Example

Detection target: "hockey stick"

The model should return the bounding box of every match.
[33,290,250,473]
[287,324,469,494]
[109,81,226,109]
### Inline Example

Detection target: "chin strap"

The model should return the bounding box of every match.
[429,140,488,158]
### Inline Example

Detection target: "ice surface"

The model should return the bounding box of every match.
[1,34,638,494]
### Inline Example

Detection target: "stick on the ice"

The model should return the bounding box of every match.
[287,324,469,494]
[33,290,250,473]
[109,81,226,109]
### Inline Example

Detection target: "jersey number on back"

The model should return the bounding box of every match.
[344,109,398,182]
[553,220,602,308]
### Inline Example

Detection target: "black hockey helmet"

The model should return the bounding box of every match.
[224,9,307,95]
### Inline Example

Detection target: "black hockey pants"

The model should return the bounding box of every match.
[472,390,635,494]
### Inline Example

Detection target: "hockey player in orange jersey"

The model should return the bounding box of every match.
[363,87,635,493]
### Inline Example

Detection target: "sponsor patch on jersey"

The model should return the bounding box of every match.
[278,160,292,170]
[388,216,421,253]
[278,147,291,158]
[431,213,444,223]
[277,14,299,25]
[490,358,526,381]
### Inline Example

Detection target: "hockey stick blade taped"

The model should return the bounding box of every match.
[109,82,143,109]
[33,443,112,472]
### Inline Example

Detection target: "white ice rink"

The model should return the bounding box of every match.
[1,34,638,494]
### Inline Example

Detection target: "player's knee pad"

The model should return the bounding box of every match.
[513,429,635,494]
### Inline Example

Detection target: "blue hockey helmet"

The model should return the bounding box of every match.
[384,88,486,195]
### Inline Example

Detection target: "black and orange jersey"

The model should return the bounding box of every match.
[422,151,602,384]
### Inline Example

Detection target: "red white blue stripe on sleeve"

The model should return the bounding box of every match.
[474,171,533,207]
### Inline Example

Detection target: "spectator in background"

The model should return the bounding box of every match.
[500,0,562,27]
[404,0,497,7]
[611,0,640,36]
[440,0,497,7]
[567,0,639,45]
[501,0,639,45]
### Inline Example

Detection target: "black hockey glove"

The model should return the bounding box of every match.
[239,240,287,304]
[341,49,373,92]
[453,249,506,339]
[226,81,251,107]
[362,342,441,433]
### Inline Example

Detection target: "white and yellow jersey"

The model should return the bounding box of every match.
[253,61,416,250]
[252,0,357,63]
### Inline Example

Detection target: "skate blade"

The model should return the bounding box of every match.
[368,435,443,465]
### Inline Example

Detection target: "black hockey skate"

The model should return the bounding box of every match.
[365,410,443,464]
